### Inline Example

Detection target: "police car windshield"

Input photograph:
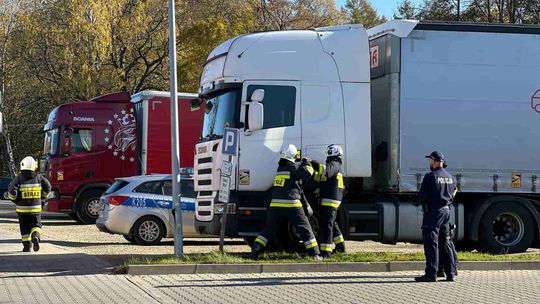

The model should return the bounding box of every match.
[201,89,240,140]
[43,128,59,156]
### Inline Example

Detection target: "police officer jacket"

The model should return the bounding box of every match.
[418,167,456,212]
[8,170,51,214]
[270,158,314,208]
[313,156,345,208]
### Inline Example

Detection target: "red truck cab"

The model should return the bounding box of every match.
[42,91,203,224]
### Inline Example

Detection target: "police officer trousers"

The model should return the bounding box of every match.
[422,206,456,278]
[17,213,42,244]
[438,223,458,275]
[254,206,320,256]
[319,205,344,253]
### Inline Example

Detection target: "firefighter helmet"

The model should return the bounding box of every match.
[280,144,298,162]
[326,144,343,157]
[20,156,38,171]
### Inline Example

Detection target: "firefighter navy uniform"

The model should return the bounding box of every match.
[251,145,320,259]
[415,151,457,282]
[8,157,51,252]
[312,147,346,257]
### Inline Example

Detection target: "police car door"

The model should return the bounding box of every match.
[239,81,302,192]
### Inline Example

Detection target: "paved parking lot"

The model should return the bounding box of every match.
[2,200,540,303]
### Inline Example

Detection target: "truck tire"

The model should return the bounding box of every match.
[275,212,321,253]
[478,202,535,254]
[68,213,82,223]
[132,216,165,245]
[75,189,104,224]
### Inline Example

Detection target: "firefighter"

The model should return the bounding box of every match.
[415,151,457,282]
[7,156,51,252]
[311,144,346,258]
[251,144,321,260]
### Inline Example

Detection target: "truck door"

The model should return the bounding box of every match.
[239,81,301,191]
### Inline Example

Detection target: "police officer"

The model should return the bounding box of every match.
[415,151,457,282]
[251,144,321,260]
[437,160,459,277]
[311,144,346,258]
[7,156,51,252]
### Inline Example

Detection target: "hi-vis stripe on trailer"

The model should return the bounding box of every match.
[321,199,341,209]
[270,199,302,208]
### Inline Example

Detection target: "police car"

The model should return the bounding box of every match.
[96,174,198,245]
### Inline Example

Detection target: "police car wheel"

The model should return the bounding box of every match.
[478,202,534,254]
[132,216,165,245]
[76,189,104,224]
[123,234,137,244]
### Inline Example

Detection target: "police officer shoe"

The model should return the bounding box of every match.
[334,242,346,253]
[414,275,436,282]
[31,233,40,252]
[22,242,31,252]
[446,276,456,282]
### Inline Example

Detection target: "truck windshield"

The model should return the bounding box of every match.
[201,89,240,140]
[43,128,59,155]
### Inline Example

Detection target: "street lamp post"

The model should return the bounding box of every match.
[168,0,183,257]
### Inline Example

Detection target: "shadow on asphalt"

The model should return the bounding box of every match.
[177,275,416,283]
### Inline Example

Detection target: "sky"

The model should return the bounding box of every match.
[335,0,422,19]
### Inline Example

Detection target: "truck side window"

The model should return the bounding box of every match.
[135,181,161,194]
[71,129,92,153]
[247,85,296,129]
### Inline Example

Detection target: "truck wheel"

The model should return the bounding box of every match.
[275,212,321,253]
[75,189,104,224]
[68,213,81,223]
[478,202,535,254]
[132,216,165,245]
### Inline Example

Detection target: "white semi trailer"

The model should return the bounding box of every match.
[192,20,540,254]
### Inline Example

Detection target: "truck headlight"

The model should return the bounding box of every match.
[214,203,236,215]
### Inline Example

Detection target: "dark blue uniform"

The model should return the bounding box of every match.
[418,167,457,279]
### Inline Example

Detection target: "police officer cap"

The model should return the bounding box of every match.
[425,151,444,162]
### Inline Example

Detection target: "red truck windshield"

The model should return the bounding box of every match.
[43,128,59,155]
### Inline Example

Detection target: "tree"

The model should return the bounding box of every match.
[394,0,417,19]
[342,0,387,28]
[418,0,455,21]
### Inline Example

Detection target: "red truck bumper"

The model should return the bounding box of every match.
[45,196,74,213]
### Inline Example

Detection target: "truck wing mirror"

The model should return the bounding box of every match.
[63,136,72,156]
[248,102,264,132]
[190,98,202,112]
[0,112,3,134]
[250,89,265,103]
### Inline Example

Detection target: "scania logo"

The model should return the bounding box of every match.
[73,117,95,122]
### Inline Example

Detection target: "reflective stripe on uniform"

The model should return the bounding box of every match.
[314,164,327,182]
[333,235,345,244]
[255,235,267,246]
[320,243,333,252]
[8,193,16,200]
[305,165,314,176]
[269,199,302,208]
[321,199,341,209]
[16,205,42,213]
[274,172,291,187]
[30,227,42,236]
[304,238,318,249]
[337,173,344,189]
[21,234,31,242]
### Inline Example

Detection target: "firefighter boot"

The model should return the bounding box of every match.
[320,251,332,259]
[22,241,31,252]
[31,232,40,252]
[334,242,346,254]
[250,242,264,260]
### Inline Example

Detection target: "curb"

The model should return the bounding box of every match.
[127,260,540,275]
